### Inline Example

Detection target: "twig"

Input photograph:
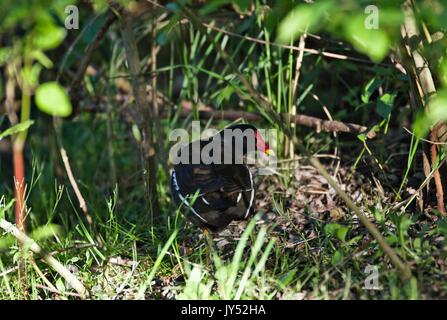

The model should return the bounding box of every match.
[60,147,104,246]
[85,95,376,137]
[0,218,88,298]
[0,266,19,278]
[30,258,59,292]
[60,148,89,220]
[49,243,97,255]
[287,33,307,159]
[35,284,84,298]
[179,101,376,138]
[431,125,445,214]
[403,127,447,145]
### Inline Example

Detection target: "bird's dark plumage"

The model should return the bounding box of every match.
[170,124,269,232]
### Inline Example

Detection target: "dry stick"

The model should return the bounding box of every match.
[35,284,84,298]
[179,101,376,138]
[180,5,412,281]
[402,0,446,214]
[60,149,89,223]
[30,258,59,292]
[59,146,104,247]
[431,124,445,213]
[86,92,375,137]
[120,9,160,219]
[92,94,374,137]
[0,218,88,298]
[403,127,447,145]
[288,33,307,159]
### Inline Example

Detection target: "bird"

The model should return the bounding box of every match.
[170,124,271,232]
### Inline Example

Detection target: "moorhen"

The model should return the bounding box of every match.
[170,124,271,232]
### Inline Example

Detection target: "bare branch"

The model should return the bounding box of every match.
[0,218,88,298]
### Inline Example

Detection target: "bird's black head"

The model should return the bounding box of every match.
[219,124,271,157]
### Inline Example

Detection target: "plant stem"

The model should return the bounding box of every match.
[120,9,160,220]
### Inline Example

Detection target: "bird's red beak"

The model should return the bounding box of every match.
[265,144,273,155]
[255,130,272,155]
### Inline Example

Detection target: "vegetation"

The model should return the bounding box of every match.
[0,0,447,299]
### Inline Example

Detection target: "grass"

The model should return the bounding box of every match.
[1,1,447,300]
[1,126,446,299]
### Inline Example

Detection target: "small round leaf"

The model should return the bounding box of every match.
[35,82,72,117]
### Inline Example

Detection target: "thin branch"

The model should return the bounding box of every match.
[178,101,376,138]
[35,284,85,298]
[30,258,59,292]
[60,147,104,246]
[289,33,307,159]
[403,127,447,145]
[60,148,88,219]
[0,218,88,298]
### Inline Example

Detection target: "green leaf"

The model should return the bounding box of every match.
[398,215,412,235]
[0,235,16,250]
[376,93,395,119]
[331,250,344,265]
[357,133,366,142]
[30,224,62,241]
[413,90,447,138]
[325,223,349,242]
[361,77,382,104]
[31,50,54,69]
[336,226,349,242]
[0,198,14,220]
[199,0,230,16]
[132,124,142,142]
[233,0,251,13]
[0,120,34,140]
[344,15,390,62]
[33,14,66,51]
[35,82,72,117]
[216,85,235,105]
[277,1,332,43]
[440,59,447,87]
[55,278,66,292]
[437,219,447,237]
